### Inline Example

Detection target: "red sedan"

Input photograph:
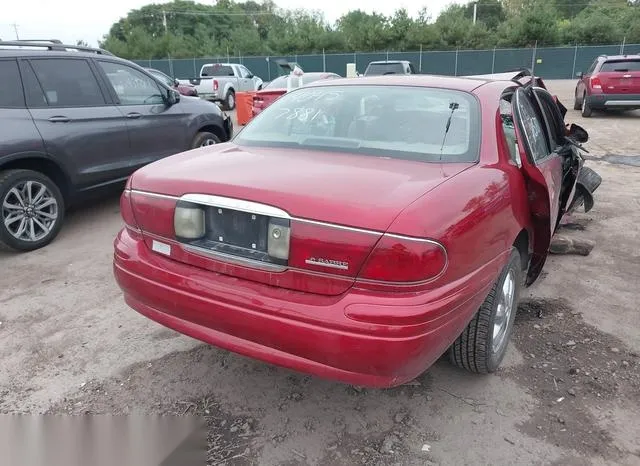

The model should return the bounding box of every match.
[252,72,340,117]
[114,73,598,388]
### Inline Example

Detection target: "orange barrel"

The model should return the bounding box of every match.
[236,91,256,126]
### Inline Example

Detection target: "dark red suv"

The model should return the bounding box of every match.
[574,54,640,117]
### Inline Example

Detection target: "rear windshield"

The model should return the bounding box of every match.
[365,63,405,76]
[201,65,234,77]
[600,60,640,72]
[235,85,480,163]
[265,74,334,90]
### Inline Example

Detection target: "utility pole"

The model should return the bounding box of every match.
[162,10,168,34]
[473,3,478,25]
[12,23,20,40]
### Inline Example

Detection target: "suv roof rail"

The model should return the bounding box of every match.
[0,40,113,56]
[9,39,63,44]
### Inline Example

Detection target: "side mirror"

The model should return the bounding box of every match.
[576,72,583,78]
[167,89,180,105]
[567,123,588,143]
[173,78,180,87]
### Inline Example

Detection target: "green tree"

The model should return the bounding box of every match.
[497,1,561,46]
[562,7,623,44]
[336,10,391,51]
[462,0,506,30]
[435,5,495,49]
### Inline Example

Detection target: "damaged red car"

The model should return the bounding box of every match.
[114,71,600,388]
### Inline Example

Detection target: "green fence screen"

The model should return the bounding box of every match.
[134,43,639,81]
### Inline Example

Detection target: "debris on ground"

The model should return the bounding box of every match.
[549,235,596,256]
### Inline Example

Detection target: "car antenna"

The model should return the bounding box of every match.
[439,102,460,161]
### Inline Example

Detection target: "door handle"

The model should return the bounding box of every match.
[48,116,71,123]
[126,112,143,119]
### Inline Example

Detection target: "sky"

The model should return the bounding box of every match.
[1,0,464,47]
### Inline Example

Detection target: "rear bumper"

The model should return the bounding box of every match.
[113,229,498,387]
[587,93,640,109]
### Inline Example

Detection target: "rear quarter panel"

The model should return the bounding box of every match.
[0,108,46,161]
[386,81,533,289]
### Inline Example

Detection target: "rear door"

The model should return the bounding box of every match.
[0,58,46,161]
[512,87,564,285]
[21,57,131,190]
[597,59,640,94]
[96,60,190,169]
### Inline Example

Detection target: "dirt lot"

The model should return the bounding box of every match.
[1,80,639,465]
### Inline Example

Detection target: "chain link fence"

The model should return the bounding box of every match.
[134,42,639,81]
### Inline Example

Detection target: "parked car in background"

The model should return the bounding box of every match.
[114,72,600,388]
[363,60,417,76]
[146,67,198,97]
[252,72,341,117]
[0,40,233,252]
[574,54,640,117]
[177,63,263,110]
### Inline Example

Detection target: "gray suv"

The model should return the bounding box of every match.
[0,40,233,252]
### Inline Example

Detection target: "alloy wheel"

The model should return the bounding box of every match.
[492,269,515,355]
[2,180,59,242]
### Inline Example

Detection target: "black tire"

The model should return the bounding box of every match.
[190,132,221,149]
[573,91,581,110]
[450,248,522,373]
[0,169,65,252]
[223,90,236,111]
[581,93,592,118]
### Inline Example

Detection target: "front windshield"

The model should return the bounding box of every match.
[235,85,480,163]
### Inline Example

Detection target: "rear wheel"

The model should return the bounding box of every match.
[0,169,65,252]
[450,248,522,373]
[573,90,581,110]
[223,90,236,111]
[191,132,221,149]
[581,93,592,117]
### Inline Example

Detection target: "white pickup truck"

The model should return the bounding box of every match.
[177,63,263,110]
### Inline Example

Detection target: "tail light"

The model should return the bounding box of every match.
[130,192,176,238]
[289,221,447,288]
[213,79,219,91]
[357,234,447,286]
[590,77,602,90]
[288,221,380,277]
[120,189,141,239]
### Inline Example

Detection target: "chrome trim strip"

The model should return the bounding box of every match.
[604,100,640,106]
[304,259,349,270]
[181,193,291,219]
[385,233,445,245]
[293,218,382,235]
[130,190,179,201]
[182,244,287,272]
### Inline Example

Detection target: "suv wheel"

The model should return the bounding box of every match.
[449,248,522,373]
[0,169,65,252]
[224,90,236,111]
[581,93,593,118]
[191,132,221,149]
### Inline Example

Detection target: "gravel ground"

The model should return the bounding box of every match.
[1,80,639,465]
